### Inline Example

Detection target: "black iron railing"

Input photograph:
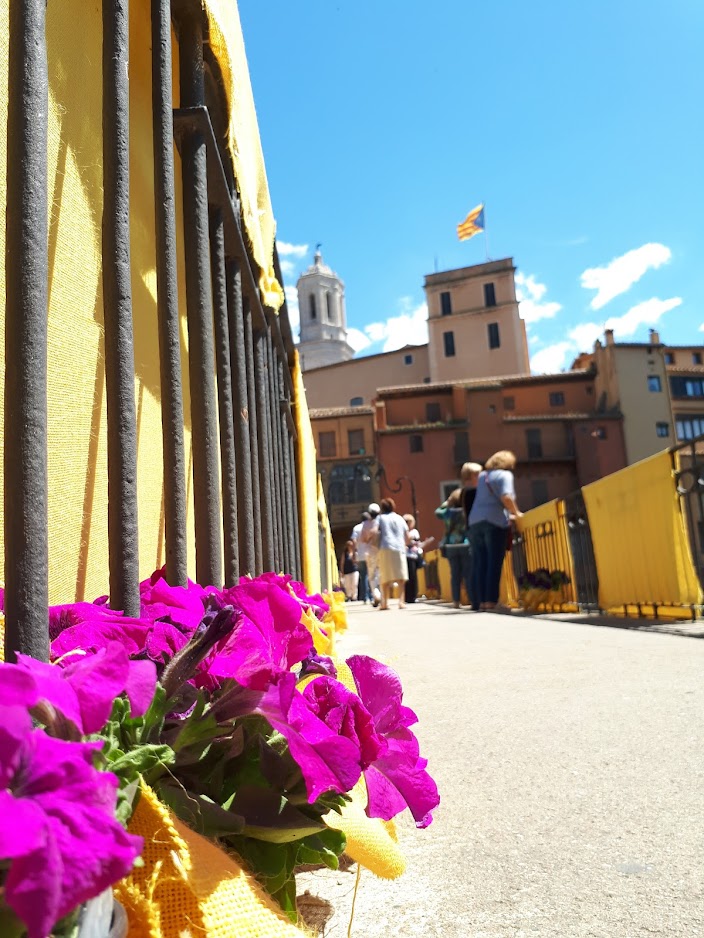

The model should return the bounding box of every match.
[3,0,302,660]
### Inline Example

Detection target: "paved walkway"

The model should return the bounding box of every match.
[298,601,704,937]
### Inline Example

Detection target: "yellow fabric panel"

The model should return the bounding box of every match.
[116,785,312,938]
[582,450,702,609]
[201,0,284,311]
[293,352,321,593]
[317,474,337,589]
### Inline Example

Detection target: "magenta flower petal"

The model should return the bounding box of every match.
[364,752,439,828]
[51,615,150,660]
[255,673,362,802]
[0,789,47,858]
[140,572,208,631]
[347,655,440,827]
[60,643,131,733]
[16,654,84,732]
[0,662,38,709]
[1,725,142,938]
[124,659,158,717]
[302,677,384,768]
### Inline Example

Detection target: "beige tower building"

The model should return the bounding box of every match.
[424,258,530,383]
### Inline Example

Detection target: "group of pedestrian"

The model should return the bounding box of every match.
[341,499,432,609]
[435,451,522,611]
[338,449,521,613]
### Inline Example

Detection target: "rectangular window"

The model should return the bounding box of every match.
[655,422,669,438]
[694,352,703,365]
[426,402,442,423]
[309,294,317,320]
[443,331,456,357]
[440,291,452,316]
[503,396,515,411]
[483,282,496,307]
[670,376,704,398]
[647,375,662,392]
[488,322,500,349]
[318,431,336,457]
[454,431,469,465]
[531,479,549,507]
[526,428,543,458]
[549,391,565,406]
[410,434,424,453]
[350,396,363,407]
[404,353,413,365]
[664,352,674,364]
[347,428,365,455]
[675,414,704,440]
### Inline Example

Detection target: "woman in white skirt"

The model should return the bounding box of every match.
[377,497,411,610]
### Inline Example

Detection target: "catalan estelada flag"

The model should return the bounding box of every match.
[457,203,485,241]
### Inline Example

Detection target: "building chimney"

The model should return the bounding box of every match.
[605,329,615,346]
[649,329,660,345]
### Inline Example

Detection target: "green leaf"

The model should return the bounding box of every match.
[231,786,325,843]
[271,877,298,923]
[156,780,245,838]
[108,743,175,784]
[296,828,346,870]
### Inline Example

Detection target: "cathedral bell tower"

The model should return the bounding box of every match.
[296,246,354,371]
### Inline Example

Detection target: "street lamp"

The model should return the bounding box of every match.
[356,457,418,522]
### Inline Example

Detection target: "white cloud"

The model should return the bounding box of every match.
[276,240,308,258]
[565,296,682,355]
[346,328,372,353]
[605,296,682,335]
[580,243,671,310]
[284,284,300,335]
[279,259,295,277]
[568,322,603,350]
[515,272,562,323]
[364,300,429,352]
[530,342,573,375]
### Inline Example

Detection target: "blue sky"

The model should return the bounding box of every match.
[238,0,704,373]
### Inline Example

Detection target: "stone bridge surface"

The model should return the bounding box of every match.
[297,602,704,937]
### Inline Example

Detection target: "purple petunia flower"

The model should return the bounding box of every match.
[255,672,363,803]
[13,642,156,735]
[302,676,384,769]
[346,655,440,828]
[0,708,142,938]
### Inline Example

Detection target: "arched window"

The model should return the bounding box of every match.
[326,292,333,321]
[309,294,317,320]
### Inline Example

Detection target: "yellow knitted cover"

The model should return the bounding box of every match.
[115,785,312,938]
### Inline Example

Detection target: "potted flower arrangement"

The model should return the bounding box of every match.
[517,568,553,612]
[1,568,440,936]
[549,569,571,605]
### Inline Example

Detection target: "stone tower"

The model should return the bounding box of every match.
[296,247,354,371]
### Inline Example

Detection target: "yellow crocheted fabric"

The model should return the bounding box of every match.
[115,785,313,938]
[300,606,334,657]
[322,590,348,639]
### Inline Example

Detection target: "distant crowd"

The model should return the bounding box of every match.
[338,450,522,612]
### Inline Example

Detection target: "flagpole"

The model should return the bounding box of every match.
[483,201,489,261]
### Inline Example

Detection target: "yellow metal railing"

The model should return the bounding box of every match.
[419,449,703,621]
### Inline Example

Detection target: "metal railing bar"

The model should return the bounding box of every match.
[151,0,188,587]
[289,431,302,580]
[210,209,239,585]
[103,0,140,616]
[277,360,296,575]
[244,302,263,573]
[178,10,222,588]
[171,106,294,401]
[226,258,256,576]
[4,0,50,661]
[254,327,275,570]
[266,332,285,572]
